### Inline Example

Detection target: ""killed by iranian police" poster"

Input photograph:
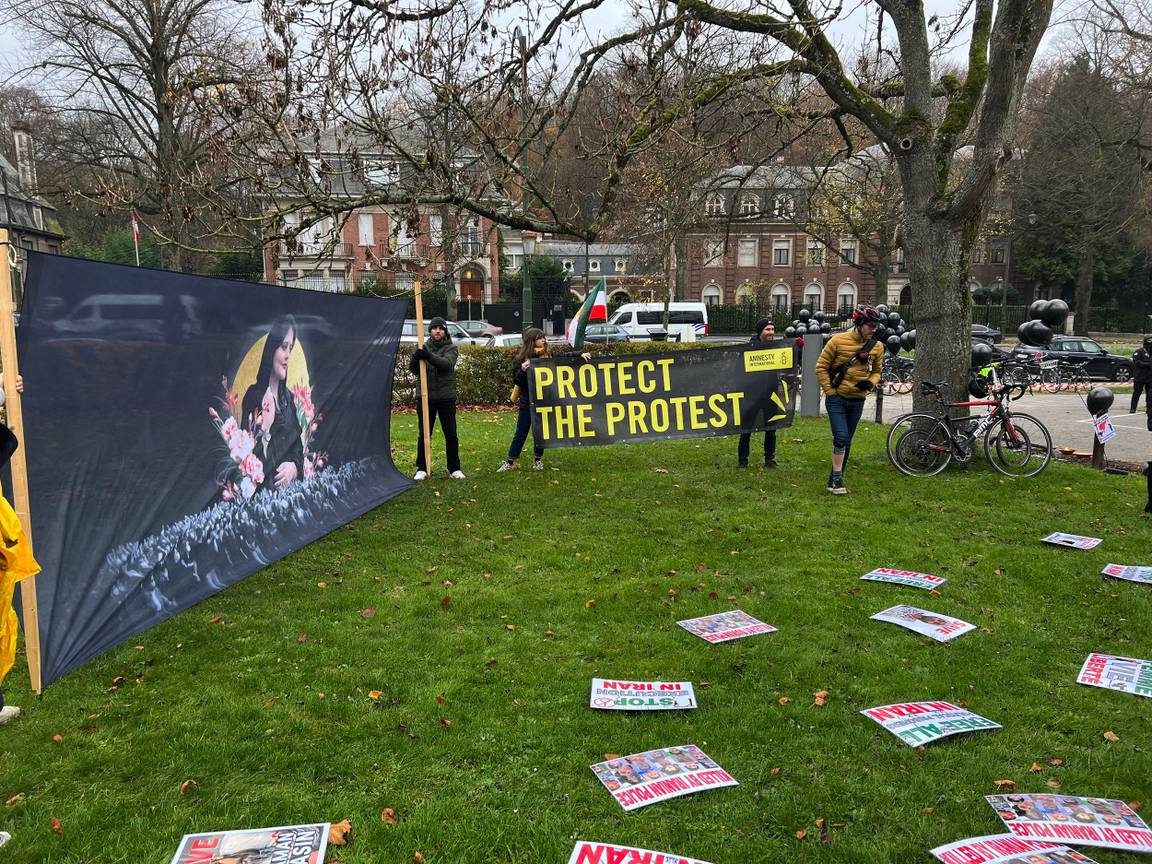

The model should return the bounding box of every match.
[590,745,738,811]
[676,610,777,644]
[1076,653,1152,698]
[590,679,697,711]
[987,795,1152,853]
[931,834,1097,864]
[871,605,975,642]
[860,568,947,590]
[169,823,328,864]
[861,701,1001,746]
[1041,533,1103,549]
[567,840,714,864]
[1101,564,1152,585]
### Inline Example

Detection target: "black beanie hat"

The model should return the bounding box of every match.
[754,317,774,335]
[429,316,448,331]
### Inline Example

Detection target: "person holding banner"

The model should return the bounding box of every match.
[737,317,787,469]
[410,317,465,480]
[242,315,305,492]
[497,329,590,472]
[816,305,884,494]
[0,375,34,723]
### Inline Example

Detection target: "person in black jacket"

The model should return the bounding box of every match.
[410,317,464,480]
[737,317,786,468]
[1131,335,1152,414]
[242,315,304,492]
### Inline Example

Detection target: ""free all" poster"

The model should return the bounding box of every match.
[1077,653,1152,698]
[860,568,947,591]
[861,701,1001,747]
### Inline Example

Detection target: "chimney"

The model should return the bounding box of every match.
[11,122,38,196]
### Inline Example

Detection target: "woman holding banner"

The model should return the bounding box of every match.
[815,305,884,495]
[497,329,590,473]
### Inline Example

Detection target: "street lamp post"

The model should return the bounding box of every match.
[521,232,536,331]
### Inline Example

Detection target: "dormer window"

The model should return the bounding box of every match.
[704,193,725,216]
[740,195,759,216]
[773,194,795,219]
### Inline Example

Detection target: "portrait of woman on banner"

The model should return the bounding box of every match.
[241,314,304,492]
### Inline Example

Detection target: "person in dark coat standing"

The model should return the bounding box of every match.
[1130,335,1152,414]
[410,317,464,480]
[737,317,787,469]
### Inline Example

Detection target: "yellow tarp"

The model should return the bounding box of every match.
[0,495,39,687]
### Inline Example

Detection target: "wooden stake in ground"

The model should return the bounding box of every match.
[413,279,433,474]
[0,229,41,694]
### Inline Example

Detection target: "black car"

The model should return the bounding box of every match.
[1011,336,1135,382]
[971,324,1003,344]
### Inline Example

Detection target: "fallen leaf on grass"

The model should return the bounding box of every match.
[483,572,492,580]
[368,691,382,701]
[1045,779,1062,790]
[994,779,1016,790]
[652,467,668,474]
[413,853,426,864]
[435,695,446,705]
[813,690,829,707]
[440,718,452,728]
[361,608,376,619]
[1130,801,1142,812]
[441,596,452,608]
[442,578,454,587]
[316,581,327,588]
[328,820,352,846]
[381,808,398,825]
[5,794,23,807]
[778,697,791,706]
[52,734,63,743]
[504,623,516,631]
[179,779,198,796]
[771,767,782,777]
[297,633,308,643]
[604,753,621,761]
[817,818,831,845]
[51,817,63,836]
[426,565,438,574]
[1103,731,1120,743]
[1049,759,1064,766]
[922,807,935,814]
[667,589,678,597]
[209,615,223,624]
[795,829,807,840]
[1029,762,1043,773]
[544,629,555,638]
[585,599,596,609]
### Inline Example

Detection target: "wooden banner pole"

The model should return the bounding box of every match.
[413,279,433,473]
[0,229,42,694]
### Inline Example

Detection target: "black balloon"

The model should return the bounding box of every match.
[886,334,902,353]
[1025,319,1053,346]
[905,329,917,350]
[820,322,831,334]
[813,310,825,322]
[876,304,889,314]
[896,324,906,336]
[971,341,994,367]
[1017,321,1034,346]
[798,308,811,322]
[1028,299,1047,320]
[785,326,796,337]
[1086,386,1114,416]
[887,312,900,324]
[1041,298,1069,328]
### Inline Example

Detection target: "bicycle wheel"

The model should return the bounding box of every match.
[895,372,914,395]
[888,414,952,476]
[984,412,1052,477]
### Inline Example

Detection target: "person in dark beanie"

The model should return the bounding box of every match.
[1130,335,1152,413]
[737,317,786,469]
[410,317,464,480]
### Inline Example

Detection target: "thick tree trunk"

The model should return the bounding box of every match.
[904,212,973,416]
[1073,244,1094,336]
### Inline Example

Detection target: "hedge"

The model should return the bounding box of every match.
[393,340,732,408]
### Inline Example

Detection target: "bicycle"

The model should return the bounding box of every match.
[886,376,1053,478]
[881,356,914,395]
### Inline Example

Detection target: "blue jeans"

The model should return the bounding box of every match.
[826,394,864,465]
[507,396,543,461]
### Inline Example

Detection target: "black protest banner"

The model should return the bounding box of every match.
[529,342,796,448]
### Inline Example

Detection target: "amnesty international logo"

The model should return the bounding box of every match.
[743,347,793,372]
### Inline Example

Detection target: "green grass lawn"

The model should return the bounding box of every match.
[2,412,1151,863]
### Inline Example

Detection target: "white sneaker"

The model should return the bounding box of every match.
[496,460,515,472]
[532,459,544,470]
[413,470,428,481]
[0,705,20,725]
[450,470,466,480]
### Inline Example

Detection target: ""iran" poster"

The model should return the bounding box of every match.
[861,701,1001,746]
[931,834,1096,864]
[590,745,738,811]
[1077,653,1152,698]
[1101,564,1152,585]
[1041,533,1103,549]
[871,605,975,642]
[987,795,1152,853]
[860,567,946,590]
[590,679,697,711]
[567,841,714,864]
[677,610,777,644]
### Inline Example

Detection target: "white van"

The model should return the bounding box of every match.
[608,302,709,342]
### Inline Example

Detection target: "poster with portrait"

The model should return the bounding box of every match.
[860,567,947,590]
[870,605,975,642]
[1076,653,1152,698]
[861,701,1001,746]
[986,795,1152,853]
[567,840,714,864]
[1041,533,1103,550]
[931,834,1096,864]
[1101,564,1152,585]
[169,823,328,864]
[16,253,409,688]
[589,745,737,812]
[676,610,777,644]
[590,679,697,711]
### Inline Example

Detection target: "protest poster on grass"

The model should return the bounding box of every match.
[169,823,328,864]
[676,610,777,644]
[567,840,714,864]
[1041,533,1103,550]
[590,679,697,711]
[1101,564,1152,585]
[986,795,1152,853]
[871,605,974,642]
[931,834,1096,864]
[590,745,737,812]
[1076,653,1152,698]
[861,701,1000,746]
[860,568,946,591]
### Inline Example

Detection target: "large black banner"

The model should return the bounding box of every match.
[529,342,797,447]
[16,253,410,688]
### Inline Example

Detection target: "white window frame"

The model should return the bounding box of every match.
[774,194,796,219]
[390,213,415,256]
[365,160,400,185]
[839,239,857,265]
[395,272,416,293]
[357,213,375,247]
[704,193,725,217]
[701,283,722,306]
[562,259,574,272]
[807,240,824,265]
[703,239,725,268]
[429,214,443,246]
[460,215,482,257]
[614,258,626,273]
[837,281,857,311]
[771,283,790,310]
[589,259,601,273]
[804,282,824,310]
[737,238,758,267]
[740,194,759,216]
[772,239,791,267]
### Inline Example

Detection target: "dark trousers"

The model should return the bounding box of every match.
[1132,381,1149,413]
[738,430,777,465]
[826,394,865,467]
[507,397,543,461]
[416,398,461,472]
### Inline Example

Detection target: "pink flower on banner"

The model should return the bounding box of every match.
[303,457,315,479]
[239,453,264,486]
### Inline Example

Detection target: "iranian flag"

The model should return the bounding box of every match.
[567,279,608,347]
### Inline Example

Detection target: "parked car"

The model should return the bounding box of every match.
[1011,336,1135,381]
[457,319,503,338]
[608,302,708,342]
[971,324,1003,344]
[399,319,487,345]
[487,333,524,348]
[582,323,630,344]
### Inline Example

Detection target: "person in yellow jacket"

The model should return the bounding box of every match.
[815,305,885,494]
[0,374,35,720]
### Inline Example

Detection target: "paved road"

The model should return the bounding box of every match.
[874,391,1152,464]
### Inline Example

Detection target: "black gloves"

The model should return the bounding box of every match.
[414,346,430,361]
[856,380,875,392]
